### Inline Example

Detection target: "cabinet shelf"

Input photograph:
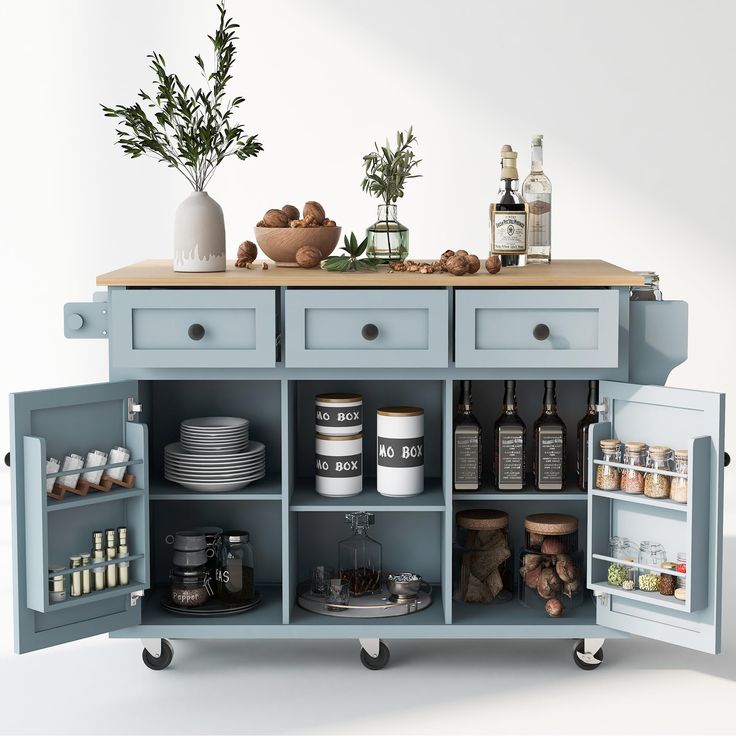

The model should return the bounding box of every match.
[149,475,282,501]
[48,581,145,611]
[592,553,686,577]
[452,596,598,629]
[453,488,587,501]
[47,487,144,512]
[290,478,445,511]
[591,581,686,611]
[591,488,687,512]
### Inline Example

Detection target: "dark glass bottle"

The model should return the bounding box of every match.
[489,144,527,267]
[454,381,482,490]
[533,380,567,491]
[494,380,526,490]
[576,380,599,491]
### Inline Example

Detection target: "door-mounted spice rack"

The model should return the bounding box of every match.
[48,463,138,500]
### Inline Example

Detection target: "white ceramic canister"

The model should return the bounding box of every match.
[315,433,363,497]
[376,407,424,497]
[315,393,363,436]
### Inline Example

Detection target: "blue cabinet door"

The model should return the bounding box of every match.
[587,381,725,653]
[9,381,149,654]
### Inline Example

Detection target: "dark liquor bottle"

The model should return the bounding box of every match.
[533,380,566,491]
[494,380,526,490]
[576,380,599,491]
[489,144,527,267]
[454,381,482,490]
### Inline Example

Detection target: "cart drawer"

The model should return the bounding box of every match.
[285,289,448,368]
[110,289,276,368]
[455,289,622,368]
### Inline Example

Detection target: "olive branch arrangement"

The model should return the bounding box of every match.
[322,233,381,272]
[101,3,262,191]
[361,127,422,206]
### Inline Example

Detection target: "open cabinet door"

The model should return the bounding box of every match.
[587,381,725,654]
[9,381,149,654]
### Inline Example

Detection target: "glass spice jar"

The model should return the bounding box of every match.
[659,562,677,596]
[621,441,646,494]
[607,536,629,586]
[644,446,672,499]
[217,531,256,604]
[596,439,621,490]
[670,450,689,504]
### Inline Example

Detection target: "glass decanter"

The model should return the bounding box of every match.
[338,512,382,596]
[366,204,409,262]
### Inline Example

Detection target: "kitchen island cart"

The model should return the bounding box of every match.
[9,259,726,670]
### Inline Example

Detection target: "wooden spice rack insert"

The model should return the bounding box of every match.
[47,459,143,501]
[48,554,145,577]
[591,554,686,578]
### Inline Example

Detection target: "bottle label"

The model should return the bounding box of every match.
[498,427,524,486]
[377,437,424,468]
[538,427,565,487]
[490,206,527,254]
[454,431,480,487]
[315,453,362,477]
[315,407,362,428]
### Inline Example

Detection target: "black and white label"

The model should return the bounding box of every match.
[498,427,524,485]
[377,437,424,468]
[315,407,362,428]
[491,207,527,254]
[315,453,362,478]
[538,427,564,485]
[454,432,480,485]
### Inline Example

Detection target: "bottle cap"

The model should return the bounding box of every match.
[500,145,519,180]
[532,134,543,145]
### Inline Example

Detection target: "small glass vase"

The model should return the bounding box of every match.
[366,204,409,262]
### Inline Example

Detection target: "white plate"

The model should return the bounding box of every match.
[180,433,248,441]
[165,441,265,460]
[181,417,249,430]
[164,477,264,492]
[180,444,250,454]
[165,471,265,482]
[165,449,264,463]
[164,461,266,474]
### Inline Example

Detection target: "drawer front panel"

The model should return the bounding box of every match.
[285,289,448,367]
[455,289,621,368]
[110,289,276,368]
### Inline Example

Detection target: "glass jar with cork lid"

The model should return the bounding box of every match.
[644,446,673,498]
[596,439,621,490]
[453,509,513,604]
[621,441,647,494]
[670,450,689,503]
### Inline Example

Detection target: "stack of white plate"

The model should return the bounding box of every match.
[164,416,266,492]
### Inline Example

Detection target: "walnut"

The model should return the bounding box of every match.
[537,568,562,599]
[235,240,258,268]
[256,220,266,227]
[389,262,407,271]
[281,204,300,221]
[439,250,455,271]
[562,578,581,598]
[445,255,469,276]
[555,555,578,583]
[466,254,481,274]
[545,599,565,618]
[455,249,469,257]
[419,263,435,274]
[295,245,322,268]
[290,219,305,228]
[303,201,325,225]
[262,262,269,270]
[541,538,567,555]
[262,209,290,228]
[303,214,318,227]
[524,566,542,590]
[485,255,502,274]
[323,219,336,227]
[407,263,421,272]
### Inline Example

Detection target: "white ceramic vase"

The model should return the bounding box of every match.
[173,191,226,272]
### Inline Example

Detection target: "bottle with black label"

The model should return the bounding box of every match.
[454,381,482,490]
[576,380,599,491]
[533,380,566,491]
[489,144,527,267]
[494,380,526,490]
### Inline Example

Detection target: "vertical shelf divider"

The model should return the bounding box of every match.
[281,379,296,624]
[443,378,454,624]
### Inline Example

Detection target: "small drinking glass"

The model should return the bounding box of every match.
[311,565,335,595]
[326,578,350,610]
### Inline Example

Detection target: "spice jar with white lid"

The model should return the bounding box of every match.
[376,406,424,497]
[596,439,621,490]
[644,446,672,498]
[621,441,646,494]
[315,393,362,436]
[315,433,363,497]
[670,450,689,503]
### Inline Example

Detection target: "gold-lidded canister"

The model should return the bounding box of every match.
[315,393,363,436]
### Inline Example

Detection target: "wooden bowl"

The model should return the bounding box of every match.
[254,226,342,267]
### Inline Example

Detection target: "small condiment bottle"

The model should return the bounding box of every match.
[70,555,83,597]
[117,527,129,586]
[106,546,118,588]
[92,531,106,591]
[48,567,67,603]
[80,552,91,594]
[676,553,687,593]
[670,450,689,503]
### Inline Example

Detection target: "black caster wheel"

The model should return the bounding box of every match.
[142,639,173,670]
[360,642,390,670]
[573,640,604,670]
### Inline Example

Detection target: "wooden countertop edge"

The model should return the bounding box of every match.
[96,259,646,287]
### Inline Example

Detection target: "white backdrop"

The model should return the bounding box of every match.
[0,2,735,734]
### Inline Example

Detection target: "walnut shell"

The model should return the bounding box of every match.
[445,255,469,276]
[541,537,567,555]
[485,255,502,274]
[281,204,300,221]
[235,240,258,268]
[455,249,469,257]
[466,254,481,274]
[528,532,545,549]
[303,201,325,225]
[545,598,565,618]
[524,566,542,590]
[262,209,290,228]
[562,578,581,598]
[323,219,336,227]
[536,568,562,599]
[555,554,578,583]
[295,245,323,269]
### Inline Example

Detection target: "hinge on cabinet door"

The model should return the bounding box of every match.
[594,590,608,605]
[127,398,143,421]
[130,590,144,606]
[596,399,609,421]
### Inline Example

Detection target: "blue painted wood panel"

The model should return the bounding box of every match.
[284,289,449,368]
[109,288,276,369]
[455,289,622,368]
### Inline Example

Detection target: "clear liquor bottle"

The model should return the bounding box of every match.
[489,144,527,267]
[494,380,526,490]
[576,380,599,491]
[533,380,567,491]
[454,381,482,490]
[522,135,552,264]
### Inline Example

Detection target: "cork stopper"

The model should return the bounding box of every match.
[674,449,689,460]
[315,393,362,403]
[600,438,621,451]
[500,144,519,180]
[456,509,508,531]
[649,445,672,459]
[624,441,647,452]
[524,513,578,535]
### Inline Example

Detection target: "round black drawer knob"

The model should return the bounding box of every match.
[533,323,550,341]
[361,323,379,341]
[4,452,10,468]
[188,323,206,341]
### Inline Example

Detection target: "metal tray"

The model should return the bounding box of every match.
[297,582,432,618]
